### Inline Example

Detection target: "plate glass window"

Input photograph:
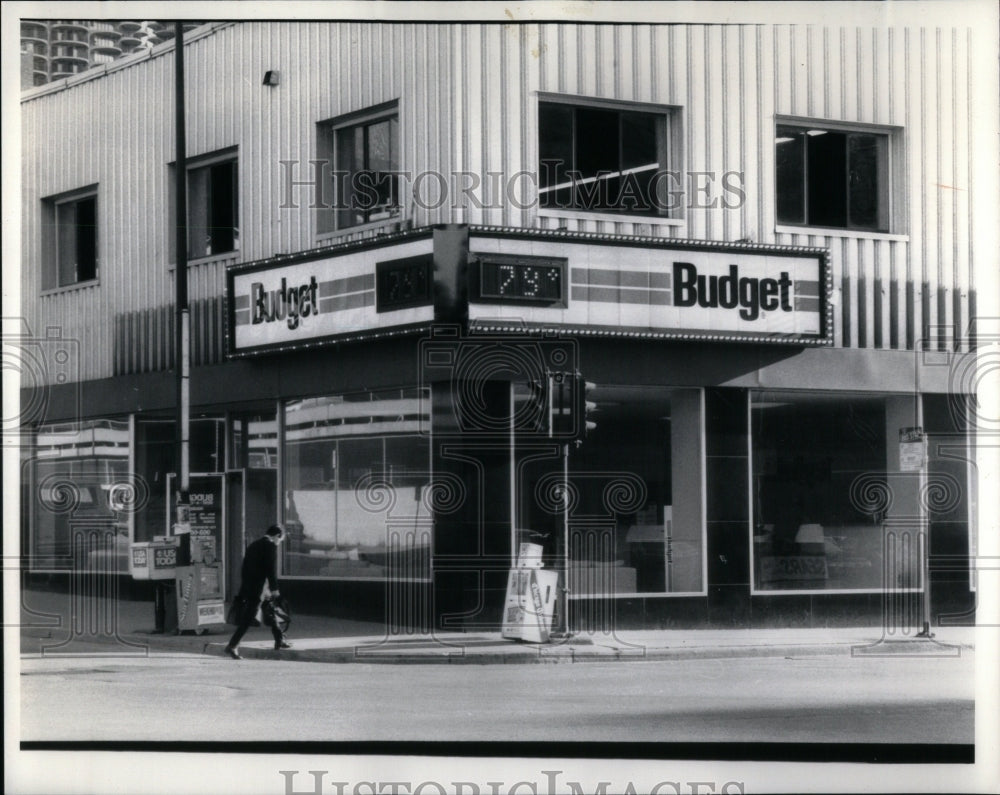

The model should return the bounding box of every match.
[44,190,98,289]
[538,101,670,218]
[331,113,400,231]
[775,125,889,231]
[185,158,239,259]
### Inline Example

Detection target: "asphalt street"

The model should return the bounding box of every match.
[18,650,974,744]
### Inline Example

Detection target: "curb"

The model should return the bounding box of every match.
[201,637,974,665]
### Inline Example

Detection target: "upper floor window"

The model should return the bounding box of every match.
[775,122,893,232]
[42,186,98,290]
[318,101,400,235]
[170,148,239,261]
[538,97,675,218]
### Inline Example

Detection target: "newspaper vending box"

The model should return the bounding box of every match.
[175,564,225,633]
[501,542,558,643]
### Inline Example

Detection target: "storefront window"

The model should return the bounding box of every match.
[283,389,430,579]
[751,391,921,592]
[30,419,130,573]
[518,386,705,596]
[133,416,226,544]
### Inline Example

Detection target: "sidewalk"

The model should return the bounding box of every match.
[17,587,976,664]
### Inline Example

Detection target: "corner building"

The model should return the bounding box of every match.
[20,13,994,632]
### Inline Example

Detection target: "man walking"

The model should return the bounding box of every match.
[224,524,291,660]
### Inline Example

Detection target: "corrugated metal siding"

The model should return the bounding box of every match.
[22,21,980,385]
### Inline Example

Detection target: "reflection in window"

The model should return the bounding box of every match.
[538,100,672,218]
[43,188,98,289]
[282,389,430,579]
[31,420,130,573]
[317,104,401,234]
[751,391,920,591]
[775,124,890,231]
[519,386,705,596]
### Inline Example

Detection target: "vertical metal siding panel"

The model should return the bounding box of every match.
[875,27,891,125]
[537,24,558,94]
[483,26,504,229]
[857,27,874,122]
[841,238,855,348]
[954,27,972,349]
[728,26,747,240]
[826,26,842,121]
[790,24,808,115]
[921,28,939,350]
[705,26,724,241]
[452,26,467,225]
[876,240,890,349]
[841,28,857,121]
[464,26,485,228]
[805,24,820,118]
[937,28,955,351]
[577,25,596,98]
[773,25,791,116]
[595,25,614,98]
[905,28,922,349]
[634,25,651,103]
[687,26,705,240]
[516,25,539,230]
[858,238,874,348]
[888,241,900,349]
[736,27,753,241]
[756,26,774,246]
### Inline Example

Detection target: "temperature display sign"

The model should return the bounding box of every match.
[476,254,565,305]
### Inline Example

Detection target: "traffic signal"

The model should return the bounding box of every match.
[576,375,597,438]
[548,372,597,440]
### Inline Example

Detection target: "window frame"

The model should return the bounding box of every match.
[774,117,904,236]
[536,92,682,223]
[317,100,402,238]
[41,184,100,292]
[168,147,240,264]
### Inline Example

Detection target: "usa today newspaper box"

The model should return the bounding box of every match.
[129,536,182,580]
[501,542,558,643]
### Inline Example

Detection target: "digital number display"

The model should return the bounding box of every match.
[478,255,565,303]
[377,255,432,312]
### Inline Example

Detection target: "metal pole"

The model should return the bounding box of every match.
[561,439,570,636]
[174,22,190,525]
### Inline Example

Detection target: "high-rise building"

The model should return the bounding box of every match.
[19,20,201,89]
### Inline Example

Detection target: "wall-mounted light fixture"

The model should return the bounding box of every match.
[263,70,279,86]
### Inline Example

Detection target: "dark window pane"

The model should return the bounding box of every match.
[75,196,97,281]
[209,161,236,254]
[574,107,619,178]
[621,112,658,171]
[848,134,879,229]
[775,127,806,224]
[806,130,847,228]
[538,103,573,208]
[56,200,77,286]
[336,125,363,228]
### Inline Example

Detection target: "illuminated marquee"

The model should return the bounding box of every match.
[468,231,831,345]
[227,233,435,355]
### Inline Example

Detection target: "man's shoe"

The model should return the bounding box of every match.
[224,646,242,660]
[275,641,292,650]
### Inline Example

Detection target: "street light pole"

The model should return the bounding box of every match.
[174,22,190,530]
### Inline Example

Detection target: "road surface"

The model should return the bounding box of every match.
[18,650,974,743]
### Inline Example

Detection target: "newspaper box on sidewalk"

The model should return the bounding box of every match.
[501,542,558,643]
[175,564,225,634]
